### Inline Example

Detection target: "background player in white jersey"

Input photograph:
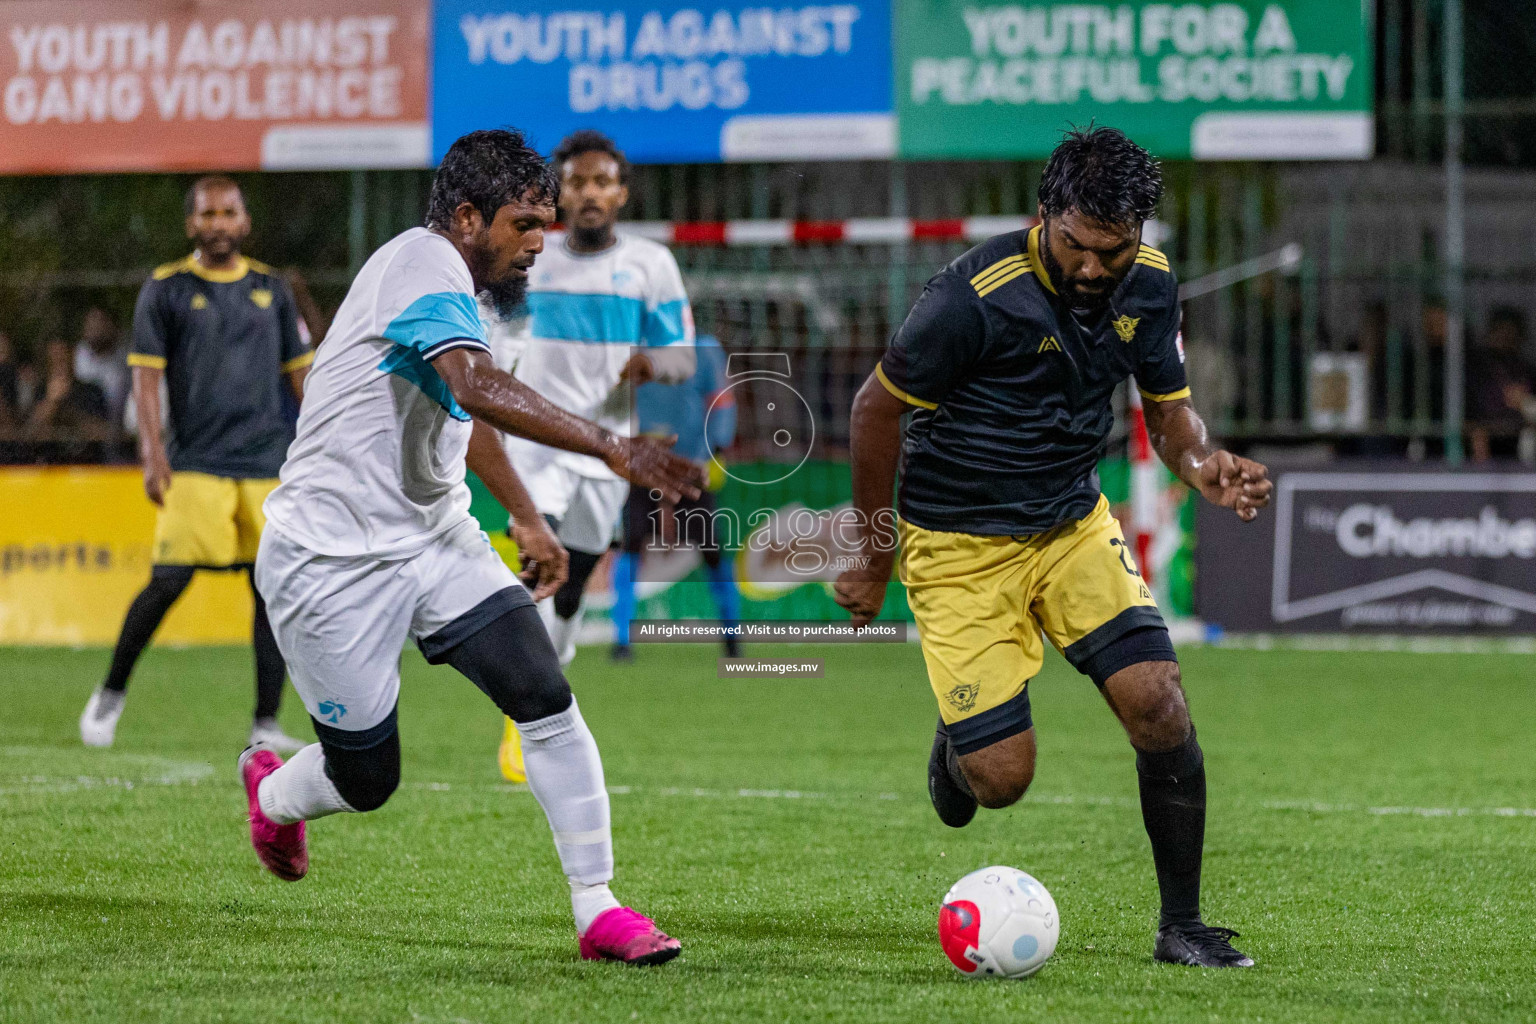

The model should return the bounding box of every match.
[240,129,704,966]
[505,131,696,666]
[496,131,696,781]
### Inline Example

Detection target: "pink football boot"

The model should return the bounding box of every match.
[579,907,681,966]
[238,746,308,881]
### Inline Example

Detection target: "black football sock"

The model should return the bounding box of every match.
[251,579,285,721]
[1135,727,1206,928]
[939,722,975,797]
[102,566,194,693]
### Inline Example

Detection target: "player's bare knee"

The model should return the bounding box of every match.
[1128,664,1191,752]
[958,729,1036,809]
[966,762,1034,809]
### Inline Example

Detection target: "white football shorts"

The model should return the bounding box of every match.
[516,454,629,556]
[255,516,531,735]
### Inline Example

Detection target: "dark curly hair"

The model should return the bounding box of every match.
[426,128,559,231]
[1038,126,1162,226]
[184,175,243,216]
[551,129,630,184]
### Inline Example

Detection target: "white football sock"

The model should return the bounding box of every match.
[570,881,622,936]
[518,698,614,896]
[538,597,583,667]
[257,743,354,824]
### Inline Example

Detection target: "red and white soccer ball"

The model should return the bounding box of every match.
[938,866,1059,979]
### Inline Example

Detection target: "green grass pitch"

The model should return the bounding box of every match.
[2,641,1534,1023]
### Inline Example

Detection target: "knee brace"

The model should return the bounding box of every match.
[443,604,574,723]
[314,710,401,812]
[553,548,604,620]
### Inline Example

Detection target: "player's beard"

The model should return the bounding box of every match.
[569,223,617,251]
[482,273,530,321]
[193,230,241,263]
[1039,231,1115,311]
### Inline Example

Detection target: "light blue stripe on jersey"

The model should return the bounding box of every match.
[644,299,690,347]
[529,291,644,344]
[384,291,485,354]
[529,292,689,346]
[376,344,472,422]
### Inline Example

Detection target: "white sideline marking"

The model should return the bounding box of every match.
[1265,799,1536,819]
[429,782,1536,819]
[0,746,214,794]
[4,754,1530,822]
[1215,633,1536,655]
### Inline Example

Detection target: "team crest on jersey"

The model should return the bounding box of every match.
[1037,336,1062,354]
[190,294,208,310]
[1112,314,1140,342]
[250,288,273,309]
[946,683,980,712]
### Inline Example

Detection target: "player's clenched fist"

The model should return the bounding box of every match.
[1196,450,1272,523]
[142,451,173,507]
[834,556,893,628]
[607,434,706,503]
[512,517,569,601]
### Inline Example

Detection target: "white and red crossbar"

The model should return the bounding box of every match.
[548,216,1037,246]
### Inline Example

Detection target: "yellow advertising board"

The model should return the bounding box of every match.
[0,467,253,645]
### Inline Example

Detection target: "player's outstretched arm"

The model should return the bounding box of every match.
[432,347,704,503]
[465,418,568,601]
[833,371,907,626]
[1143,397,1272,522]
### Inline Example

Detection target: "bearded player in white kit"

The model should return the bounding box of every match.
[494,130,696,781]
[241,129,703,965]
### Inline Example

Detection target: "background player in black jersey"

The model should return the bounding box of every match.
[80,176,312,752]
[835,127,1272,968]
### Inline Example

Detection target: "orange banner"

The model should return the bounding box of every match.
[0,0,429,173]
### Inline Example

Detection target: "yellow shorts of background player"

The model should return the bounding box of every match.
[900,495,1175,755]
[152,472,279,567]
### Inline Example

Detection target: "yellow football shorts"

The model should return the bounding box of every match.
[900,495,1169,752]
[152,472,278,568]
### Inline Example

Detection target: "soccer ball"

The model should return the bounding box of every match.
[938,866,1059,979]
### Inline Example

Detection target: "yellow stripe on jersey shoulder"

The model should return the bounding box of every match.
[875,363,939,410]
[969,254,1029,292]
[975,262,1033,298]
[152,257,192,280]
[246,258,276,275]
[281,350,316,373]
[1135,245,1170,272]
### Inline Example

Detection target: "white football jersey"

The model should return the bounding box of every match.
[505,232,695,480]
[265,228,488,557]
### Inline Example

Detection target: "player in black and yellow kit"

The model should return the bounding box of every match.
[79,177,314,751]
[835,128,1272,968]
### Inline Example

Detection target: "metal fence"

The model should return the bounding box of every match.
[6,0,1536,465]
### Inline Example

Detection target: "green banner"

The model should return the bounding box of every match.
[896,0,1373,159]
[469,457,1196,621]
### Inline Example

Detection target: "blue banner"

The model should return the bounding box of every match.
[433,1,893,163]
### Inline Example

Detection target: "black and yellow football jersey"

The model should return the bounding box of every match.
[878,224,1187,537]
[128,255,311,479]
